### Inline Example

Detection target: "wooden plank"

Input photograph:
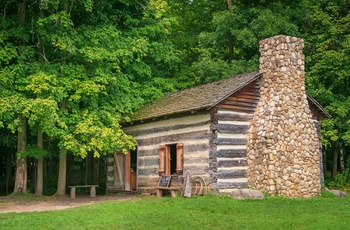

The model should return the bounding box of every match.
[219,101,258,108]
[159,145,165,176]
[125,152,131,191]
[223,96,258,104]
[165,146,171,175]
[229,93,260,100]
[70,187,76,199]
[68,185,99,188]
[215,104,256,112]
[236,92,260,97]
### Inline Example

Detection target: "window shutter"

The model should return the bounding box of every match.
[159,145,165,176]
[166,145,171,175]
[176,143,183,174]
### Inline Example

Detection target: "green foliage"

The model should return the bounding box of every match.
[326,169,350,192]
[184,2,300,84]
[0,0,182,159]
[325,157,350,192]
[21,145,50,159]
[303,0,350,178]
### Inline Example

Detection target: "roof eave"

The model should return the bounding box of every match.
[306,94,331,118]
[209,72,263,109]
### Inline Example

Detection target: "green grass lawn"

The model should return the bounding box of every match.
[0,194,349,230]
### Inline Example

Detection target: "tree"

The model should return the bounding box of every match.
[303,0,350,180]
[193,1,299,84]
[1,0,181,195]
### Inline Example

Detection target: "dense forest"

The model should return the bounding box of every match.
[0,0,349,195]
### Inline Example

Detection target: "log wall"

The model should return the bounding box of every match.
[114,112,212,192]
[210,80,260,193]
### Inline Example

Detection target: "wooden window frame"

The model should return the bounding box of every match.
[159,143,183,176]
[159,145,166,176]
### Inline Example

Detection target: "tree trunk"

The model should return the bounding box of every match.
[226,0,232,10]
[6,151,13,195]
[85,156,89,185]
[322,150,327,177]
[35,131,44,195]
[226,0,234,62]
[13,116,27,193]
[55,1,70,196]
[332,143,338,178]
[55,148,67,196]
[228,37,234,63]
[339,145,344,173]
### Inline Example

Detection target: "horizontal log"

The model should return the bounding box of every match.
[126,120,210,137]
[107,171,114,177]
[137,144,209,158]
[213,138,247,145]
[184,168,210,176]
[106,160,115,167]
[138,155,158,164]
[184,157,209,165]
[215,104,256,112]
[138,149,158,157]
[212,124,250,133]
[210,149,247,158]
[138,180,159,187]
[136,130,210,147]
[185,143,210,152]
[216,182,248,189]
[214,170,247,179]
[138,168,158,175]
[218,159,247,167]
[238,91,260,97]
[228,93,259,100]
[216,113,252,122]
[217,107,255,115]
[223,96,258,104]
[219,100,258,108]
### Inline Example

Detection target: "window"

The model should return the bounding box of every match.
[159,143,183,176]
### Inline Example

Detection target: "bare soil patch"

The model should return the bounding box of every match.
[0,193,139,213]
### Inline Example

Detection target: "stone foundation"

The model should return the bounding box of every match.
[247,35,321,197]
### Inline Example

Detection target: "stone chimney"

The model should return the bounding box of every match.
[247,35,321,197]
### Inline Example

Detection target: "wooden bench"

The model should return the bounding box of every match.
[68,185,99,199]
[156,187,178,198]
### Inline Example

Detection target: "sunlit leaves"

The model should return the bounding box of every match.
[62,111,136,158]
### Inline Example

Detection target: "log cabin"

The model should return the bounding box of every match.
[106,35,330,197]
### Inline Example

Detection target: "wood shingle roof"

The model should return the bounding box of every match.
[131,71,262,121]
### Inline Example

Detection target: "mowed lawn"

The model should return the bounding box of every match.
[0,194,349,230]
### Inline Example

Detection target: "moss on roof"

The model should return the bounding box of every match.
[131,71,262,121]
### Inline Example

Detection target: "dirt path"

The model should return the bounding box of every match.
[0,194,138,214]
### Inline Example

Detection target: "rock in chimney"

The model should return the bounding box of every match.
[247,35,321,197]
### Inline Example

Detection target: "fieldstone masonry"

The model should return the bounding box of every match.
[247,35,321,197]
